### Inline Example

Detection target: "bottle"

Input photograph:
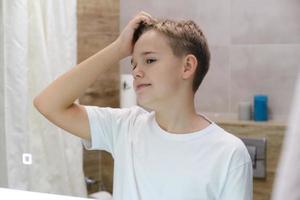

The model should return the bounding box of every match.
[238,101,252,120]
[254,95,268,121]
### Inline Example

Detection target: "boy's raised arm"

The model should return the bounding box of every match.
[33,11,153,139]
[34,11,153,112]
[33,41,121,113]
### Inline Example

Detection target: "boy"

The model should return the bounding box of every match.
[34,11,253,200]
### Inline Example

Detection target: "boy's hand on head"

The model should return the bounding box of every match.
[114,11,155,59]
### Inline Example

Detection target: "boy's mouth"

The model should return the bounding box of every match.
[136,83,152,91]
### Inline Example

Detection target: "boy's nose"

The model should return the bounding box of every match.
[132,66,144,79]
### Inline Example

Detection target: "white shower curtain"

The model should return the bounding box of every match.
[1,0,87,197]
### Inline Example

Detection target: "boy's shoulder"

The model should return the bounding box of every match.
[84,105,151,126]
[212,123,246,146]
[209,123,251,163]
[87,105,150,116]
[118,105,152,118]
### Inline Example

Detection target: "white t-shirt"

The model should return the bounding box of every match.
[82,106,253,200]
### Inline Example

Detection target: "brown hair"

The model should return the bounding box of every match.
[132,19,210,93]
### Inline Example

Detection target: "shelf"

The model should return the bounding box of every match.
[214,119,286,128]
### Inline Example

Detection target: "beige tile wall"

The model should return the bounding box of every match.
[120,0,300,122]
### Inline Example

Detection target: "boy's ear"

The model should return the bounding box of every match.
[182,54,198,79]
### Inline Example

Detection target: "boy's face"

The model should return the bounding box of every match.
[131,30,185,109]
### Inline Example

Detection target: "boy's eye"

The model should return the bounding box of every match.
[131,59,156,71]
[145,58,156,64]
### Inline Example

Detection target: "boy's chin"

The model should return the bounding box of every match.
[137,99,155,111]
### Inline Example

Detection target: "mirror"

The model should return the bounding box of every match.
[1,0,299,199]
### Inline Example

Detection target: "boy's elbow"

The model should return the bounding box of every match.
[33,97,48,115]
[33,97,43,113]
[33,97,38,107]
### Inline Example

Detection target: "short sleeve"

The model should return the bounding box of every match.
[81,105,146,157]
[218,139,253,200]
[219,161,253,200]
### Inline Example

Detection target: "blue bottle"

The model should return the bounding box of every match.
[254,95,268,121]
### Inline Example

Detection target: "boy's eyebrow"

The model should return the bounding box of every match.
[131,51,158,64]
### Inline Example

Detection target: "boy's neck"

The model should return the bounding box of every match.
[154,100,211,134]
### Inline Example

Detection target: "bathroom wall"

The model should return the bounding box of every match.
[77,0,298,198]
[77,0,119,194]
[120,0,300,122]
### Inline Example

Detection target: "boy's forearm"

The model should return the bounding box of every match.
[33,41,122,113]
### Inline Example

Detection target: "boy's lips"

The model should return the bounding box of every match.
[135,83,152,91]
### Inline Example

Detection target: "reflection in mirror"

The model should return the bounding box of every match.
[1,0,300,199]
